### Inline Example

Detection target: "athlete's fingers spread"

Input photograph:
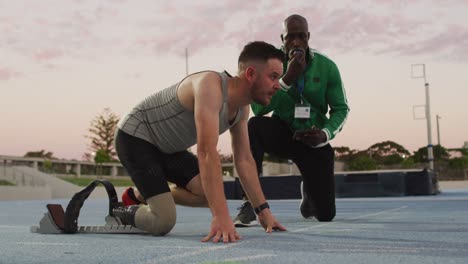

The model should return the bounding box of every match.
[229,232,240,242]
[265,226,273,233]
[274,223,287,231]
[201,231,214,242]
[212,231,222,243]
[228,233,237,243]
[223,232,229,243]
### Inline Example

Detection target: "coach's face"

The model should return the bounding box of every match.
[281,18,310,59]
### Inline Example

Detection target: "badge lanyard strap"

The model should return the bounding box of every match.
[296,74,305,104]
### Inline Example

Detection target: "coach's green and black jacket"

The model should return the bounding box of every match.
[251,49,350,145]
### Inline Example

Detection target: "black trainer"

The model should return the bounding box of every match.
[300,181,317,219]
[112,205,140,226]
[233,201,258,227]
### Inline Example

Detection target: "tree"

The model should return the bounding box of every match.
[448,157,468,170]
[263,153,289,163]
[401,157,415,169]
[461,141,468,156]
[85,108,120,161]
[24,150,56,159]
[94,149,112,163]
[412,144,449,163]
[348,154,377,171]
[42,159,53,172]
[94,149,112,178]
[334,146,358,161]
[334,146,352,156]
[366,141,410,166]
[368,141,410,158]
[218,151,233,163]
[381,154,404,165]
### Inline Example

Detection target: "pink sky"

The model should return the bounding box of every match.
[1,0,467,160]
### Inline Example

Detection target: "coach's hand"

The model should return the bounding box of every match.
[282,48,307,86]
[295,127,327,147]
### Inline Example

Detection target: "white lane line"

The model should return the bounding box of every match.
[319,248,419,253]
[0,225,25,229]
[16,242,81,246]
[144,245,206,249]
[141,243,240,264]
[319,243,468,253]
[223,254,276,262]
[290,222,333,233]
[338,196,468,202]
[291,206,408,233]
[347,206,408,221]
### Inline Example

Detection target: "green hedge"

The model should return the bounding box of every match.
[0,180,15,186]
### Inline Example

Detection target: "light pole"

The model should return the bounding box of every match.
[436,114,441,146]
[185,48,189,76]
[411,64,434,170]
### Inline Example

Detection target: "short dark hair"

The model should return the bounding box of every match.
[238,41,285,67]
[284,14,308,27]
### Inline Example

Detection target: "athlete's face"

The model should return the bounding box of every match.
[281,18,310,59]
[251,59,283,106]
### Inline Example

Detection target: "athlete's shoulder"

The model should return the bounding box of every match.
[196,70,222,79]
[186,70,221,89]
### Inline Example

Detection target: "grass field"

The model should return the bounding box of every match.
[59,176,134,187]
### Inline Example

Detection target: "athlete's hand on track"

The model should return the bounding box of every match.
[258,209,287,233]
[202,215,241,243]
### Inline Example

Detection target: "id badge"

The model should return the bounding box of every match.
[294,103,310,119]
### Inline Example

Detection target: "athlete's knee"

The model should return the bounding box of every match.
[192,187,206,202]
[149,215,175,236]
[134,193,177,236]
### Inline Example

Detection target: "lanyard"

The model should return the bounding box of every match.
[296,74,305,103]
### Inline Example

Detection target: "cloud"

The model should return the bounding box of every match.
[34,49,63,62]
[312,8,429,53]
[257,1,467,63]
[2,0,468,76]
[376,24,468,61]
[133,15,227,57]
[0,67,21,81]
[130,1,264,57]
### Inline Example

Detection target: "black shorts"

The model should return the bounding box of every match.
[115,129,199,199]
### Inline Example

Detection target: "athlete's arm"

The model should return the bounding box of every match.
[230,106,286,233]
[193,73,240,243]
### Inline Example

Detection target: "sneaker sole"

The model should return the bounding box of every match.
[234,219,258,227]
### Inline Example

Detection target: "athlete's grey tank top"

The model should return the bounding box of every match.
[118,71,243,153]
